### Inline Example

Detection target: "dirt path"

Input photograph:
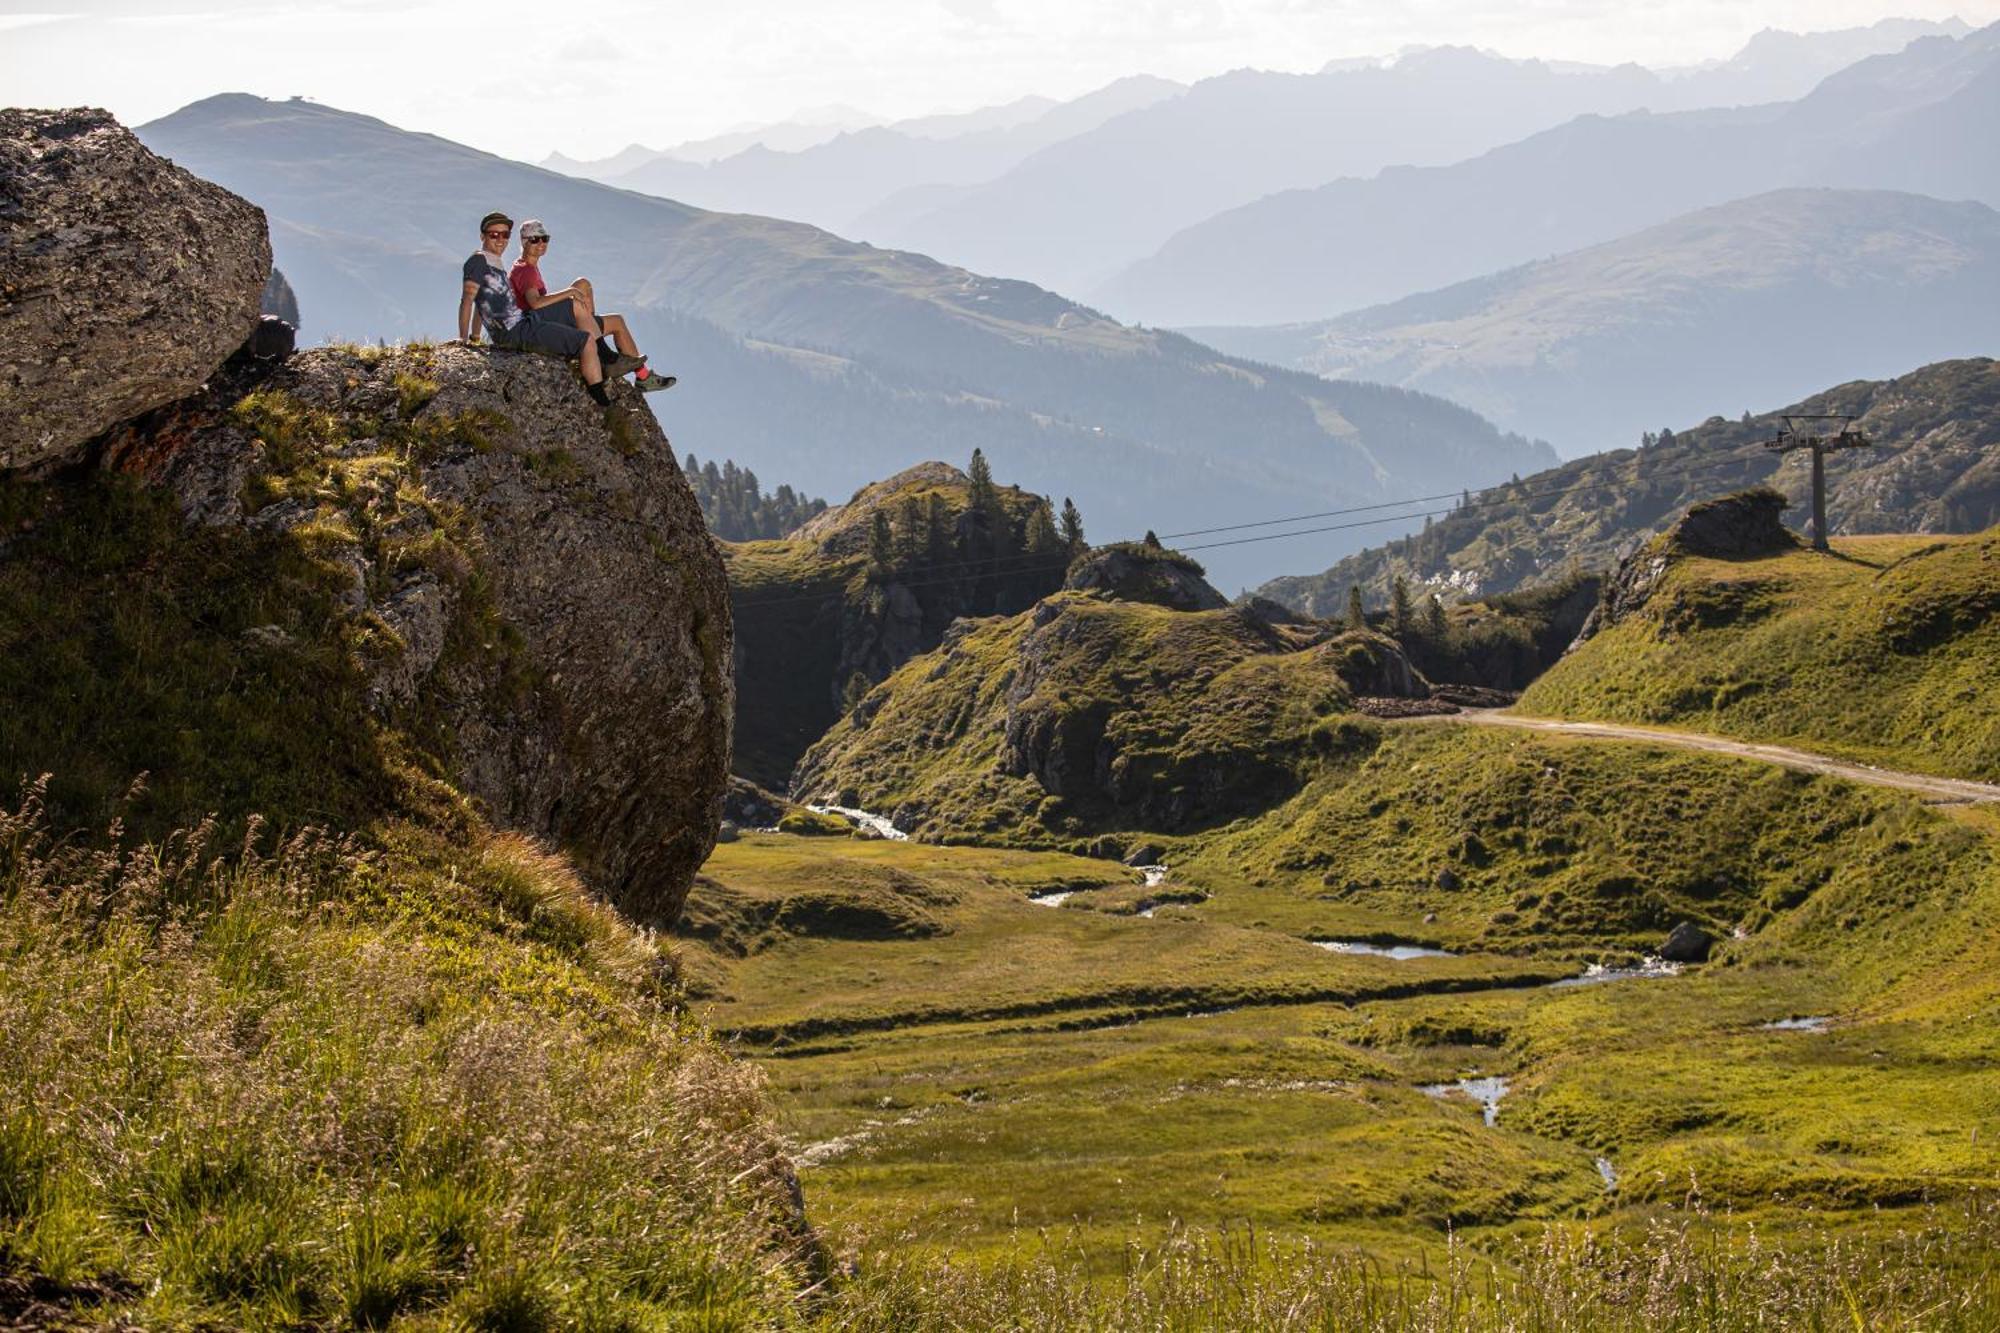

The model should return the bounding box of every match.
[1413,710,2000,806]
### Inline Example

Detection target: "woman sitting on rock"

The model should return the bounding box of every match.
[508,219,673,395]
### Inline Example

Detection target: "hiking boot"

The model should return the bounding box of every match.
[635,372,677,393]
[603,352,646,378]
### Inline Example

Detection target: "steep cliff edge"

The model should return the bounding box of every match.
[7,343,732,925]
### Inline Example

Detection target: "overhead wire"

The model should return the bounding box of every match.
[723,440,1787,613]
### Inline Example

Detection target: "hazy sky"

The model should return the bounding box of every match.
[4,0,1997,159]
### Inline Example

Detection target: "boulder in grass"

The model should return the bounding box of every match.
[0,108,270,474]
[1660,921,1714,963]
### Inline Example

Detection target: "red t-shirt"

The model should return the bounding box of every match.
[509,260,546,313]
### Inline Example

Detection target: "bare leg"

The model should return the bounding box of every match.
[578,337,603,384]
[599,312,640,357]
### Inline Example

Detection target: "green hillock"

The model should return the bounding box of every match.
[794,592,1388,846]
[1261,357,2000,614]
[725,458,1072,786]
[1520,526,2000,780]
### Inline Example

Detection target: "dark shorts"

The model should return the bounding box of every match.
[493,311,588,358]
[536,298,623,332]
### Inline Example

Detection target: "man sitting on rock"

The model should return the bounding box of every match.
[508,219,673,395]
[457,211,667,406]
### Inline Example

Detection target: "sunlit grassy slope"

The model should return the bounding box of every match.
[1520,529,2000,780]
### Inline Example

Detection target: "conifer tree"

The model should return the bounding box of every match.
[1143,530,1162,549]
[1025,502,1061,557]
[1425,593,1448,642]
[868,509,894,576]
[1391,575,1413,635]
[897,494,925,562]
[925,493,951,563]
[967,449,998,513]
[1345,586,1366,632]
[1059,497,1085,551]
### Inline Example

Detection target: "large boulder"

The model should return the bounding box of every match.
[1065,540,1227,611]
[1571,489,1799,645]
[1,108,270,474]
[112,344,732,926]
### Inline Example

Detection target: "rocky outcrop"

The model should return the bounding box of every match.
[261,268,301,327]
[1,108,270,474]
[1660,921,1714,963]
[112,344,732,926]
[1065,541,1227,611]
[1321,630,1428,698]
[1571,489,1798,645]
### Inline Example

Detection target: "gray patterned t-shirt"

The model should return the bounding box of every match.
[463,250,525,332]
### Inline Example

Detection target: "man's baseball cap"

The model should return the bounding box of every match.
[519,219,549,241]
[479,210,513,232]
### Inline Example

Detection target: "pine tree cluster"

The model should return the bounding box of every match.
[683,453,829,541]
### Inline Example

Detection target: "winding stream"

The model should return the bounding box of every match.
[1422,1075,1510,1127]
[807,804,909,841]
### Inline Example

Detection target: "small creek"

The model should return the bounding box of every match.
[1761,1015,1832,1032]
[807,804,908,840]
[1422,1075,1510,1127]
[1546,956,1682,989]
[1596,1157,1618,1190]
[1028,891,1072,908]
[1314,940,1454,960]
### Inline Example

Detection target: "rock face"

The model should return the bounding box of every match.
[1572,489,1799,645]
[1322,630,1428,698]
[1,108,270,474]
[1065,541,1227,611]
[113,344,732,926]
[1660,921,1714,963]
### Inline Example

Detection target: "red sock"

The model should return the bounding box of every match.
[635,366,650,379]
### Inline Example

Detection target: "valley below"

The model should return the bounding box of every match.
[681,532,2000,1304]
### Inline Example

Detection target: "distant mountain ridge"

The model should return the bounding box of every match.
[1257,358,2000,615]
[863,19,1971,298]
[581,76,1185,235]
[1101,21,2000,325]
[136,94,1550,589]
[1189,189,2000,456]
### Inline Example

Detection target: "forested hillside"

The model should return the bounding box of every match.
[684,452,828,541]
[1258,358,2000,615]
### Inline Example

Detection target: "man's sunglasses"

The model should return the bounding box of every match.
[524,236,551,244]
[484,228,512,238]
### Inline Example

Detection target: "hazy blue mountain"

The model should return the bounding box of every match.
[543,105,879,176]
[591,76,1183,234]
[1188,189,2000,457]
[1100,22,2000,326]
[858,20,1970,297]
[137,94,1550,590]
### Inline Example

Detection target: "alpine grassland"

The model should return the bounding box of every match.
[673,516,2000,1328]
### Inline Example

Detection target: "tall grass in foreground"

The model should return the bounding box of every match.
[0,782,816,1329]
[823,1199,2000,1331]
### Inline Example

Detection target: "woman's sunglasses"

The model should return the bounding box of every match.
[525,236,551,245]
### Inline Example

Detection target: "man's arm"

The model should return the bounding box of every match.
[459,279,482,342]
